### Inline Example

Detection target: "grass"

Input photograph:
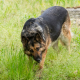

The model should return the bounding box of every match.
[0,0,80,80]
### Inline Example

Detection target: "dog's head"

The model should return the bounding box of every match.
[21,18,47,63]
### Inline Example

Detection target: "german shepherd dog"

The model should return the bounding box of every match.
[21,6,71,70]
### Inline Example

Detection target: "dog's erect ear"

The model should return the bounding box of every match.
[23,18,36,29]
[35,32,45,42]
[35,33,41,42]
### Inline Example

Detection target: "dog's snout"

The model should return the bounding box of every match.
[36,58,41,63]
[34,55,42,63]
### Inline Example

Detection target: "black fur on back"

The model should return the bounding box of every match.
[39,6,68,41]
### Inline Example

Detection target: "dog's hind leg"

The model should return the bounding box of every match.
[52,39,59,51]
[59,13,71,53]
[60,35,71,52]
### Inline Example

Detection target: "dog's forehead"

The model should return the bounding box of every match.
[29,43,40,49]
[28,39,40,46]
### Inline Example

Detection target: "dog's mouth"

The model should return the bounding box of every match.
[26,54,41,63]
[33,57,42,63]
[36,59,41,63]
[35,59,41,63]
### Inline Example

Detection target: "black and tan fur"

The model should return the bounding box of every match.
[21,6,72,70]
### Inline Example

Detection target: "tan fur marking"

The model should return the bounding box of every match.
[60,13,71,52]
[39,48,47,69]
[24,51,30,55]
[46,35,52,48]
[34,43,40,49]
[39,35,51,69]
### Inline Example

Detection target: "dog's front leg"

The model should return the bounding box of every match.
[35,51,47,78]
[39,49,47,70]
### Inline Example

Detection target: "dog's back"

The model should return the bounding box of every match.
[40,6,68,41]
[40,6,71,52]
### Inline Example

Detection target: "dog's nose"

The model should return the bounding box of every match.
[33,55,42,63]
[36,58,41,63]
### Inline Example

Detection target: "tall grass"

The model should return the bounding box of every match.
[0,0,80,80]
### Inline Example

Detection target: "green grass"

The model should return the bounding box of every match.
[0,0,80,80]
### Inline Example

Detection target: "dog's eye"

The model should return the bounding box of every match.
[36,47,39,51]
[30,49,34,53]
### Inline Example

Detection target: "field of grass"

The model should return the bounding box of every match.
[0,0,80,80]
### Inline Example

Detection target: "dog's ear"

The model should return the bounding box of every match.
[23,18,36,29]
[35,32,45,42]
[35,33,41,42]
